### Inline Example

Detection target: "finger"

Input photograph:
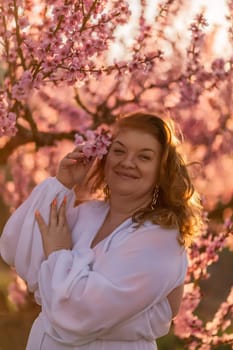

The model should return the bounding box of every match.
[60,157,79,167]
[66,151,85,160]
[49,198,58,226]
[73,145,85,152]
[35,210,48,236]
[58,196,67,226]
[61,153,85,167]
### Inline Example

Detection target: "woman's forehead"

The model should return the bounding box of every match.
[113,129,162,150]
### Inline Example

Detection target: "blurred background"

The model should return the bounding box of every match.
[0,0,233,349]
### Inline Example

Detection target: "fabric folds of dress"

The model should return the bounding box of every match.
[0,177,188,350]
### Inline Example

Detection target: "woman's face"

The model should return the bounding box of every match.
[104,128,162,201]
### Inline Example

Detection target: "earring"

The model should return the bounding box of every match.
[103,183,110,200]
[151,185,159,210]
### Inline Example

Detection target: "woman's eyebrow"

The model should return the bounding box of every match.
[113,140,155,153]
[140,149,155,153]
[113,140,126,147]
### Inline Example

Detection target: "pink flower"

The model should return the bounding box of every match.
[179,80,201,107]
[12,70,33,101]
[74,128,112,160]
[8,271,27,308]
[211,58,227,79]
[0,91,17,137]
[18,16,29,28]
[74,134,84,145]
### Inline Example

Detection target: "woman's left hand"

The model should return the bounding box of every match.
[35,196,72,258]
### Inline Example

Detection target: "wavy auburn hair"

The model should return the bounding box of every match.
[82,112,203,247]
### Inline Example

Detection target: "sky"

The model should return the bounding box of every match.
[148,0,230,54]
[111,0,231,58]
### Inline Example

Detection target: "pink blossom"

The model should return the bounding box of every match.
[8,270,27,308]
[0,91,17,137]
[11,70,33,101]
[18,16,29,29]
[173,284,203,338]
[211,58,227,79]
[179,80,201,107]
[74,134,85,145]
[0,111,17,137]
[74,128,112,160]
[0,1,233,347]
[189,13,208,45]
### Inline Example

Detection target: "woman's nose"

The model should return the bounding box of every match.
[120,154,136,168]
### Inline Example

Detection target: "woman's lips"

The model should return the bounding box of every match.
[115,170,139,179]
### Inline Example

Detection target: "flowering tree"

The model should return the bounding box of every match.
[0,0,233,348]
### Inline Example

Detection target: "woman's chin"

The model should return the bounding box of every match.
[110,186,136,197]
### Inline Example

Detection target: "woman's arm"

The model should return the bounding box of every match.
[0,148,93,291]
[37,227,188,344]
[0,177,77,292]
[167,284,184,318]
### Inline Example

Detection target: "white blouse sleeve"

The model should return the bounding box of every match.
[38,227,187,344]
[0,177,77,292]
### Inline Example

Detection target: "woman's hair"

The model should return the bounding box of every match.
[79,112,204,247]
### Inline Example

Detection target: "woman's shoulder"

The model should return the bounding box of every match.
[139,220,179,237]
[132,221,185,253]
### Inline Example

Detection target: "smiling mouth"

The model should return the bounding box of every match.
[115,171,139,179]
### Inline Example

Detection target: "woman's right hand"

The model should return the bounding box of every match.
[56,148,94,189]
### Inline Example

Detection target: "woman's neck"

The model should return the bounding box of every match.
[108,193,151,221]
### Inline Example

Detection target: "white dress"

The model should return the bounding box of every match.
[0,177,188,350]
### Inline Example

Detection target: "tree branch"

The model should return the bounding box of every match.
[0,125,76,165]
[74,88,95,116]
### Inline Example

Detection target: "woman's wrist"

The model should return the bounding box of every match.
[55,176,74,190]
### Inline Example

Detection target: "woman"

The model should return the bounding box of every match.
[0,112,202,350]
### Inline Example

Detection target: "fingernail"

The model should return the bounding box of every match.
[52,198,57,206]
[71,159,77,163]
[35,210,40,218]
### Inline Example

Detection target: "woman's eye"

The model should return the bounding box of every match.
[139,155,151,160]
[113,149,124,154]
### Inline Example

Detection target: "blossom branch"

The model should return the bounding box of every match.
[74,88,95,117]
[80,0,100,33]
[13,0,27,70]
